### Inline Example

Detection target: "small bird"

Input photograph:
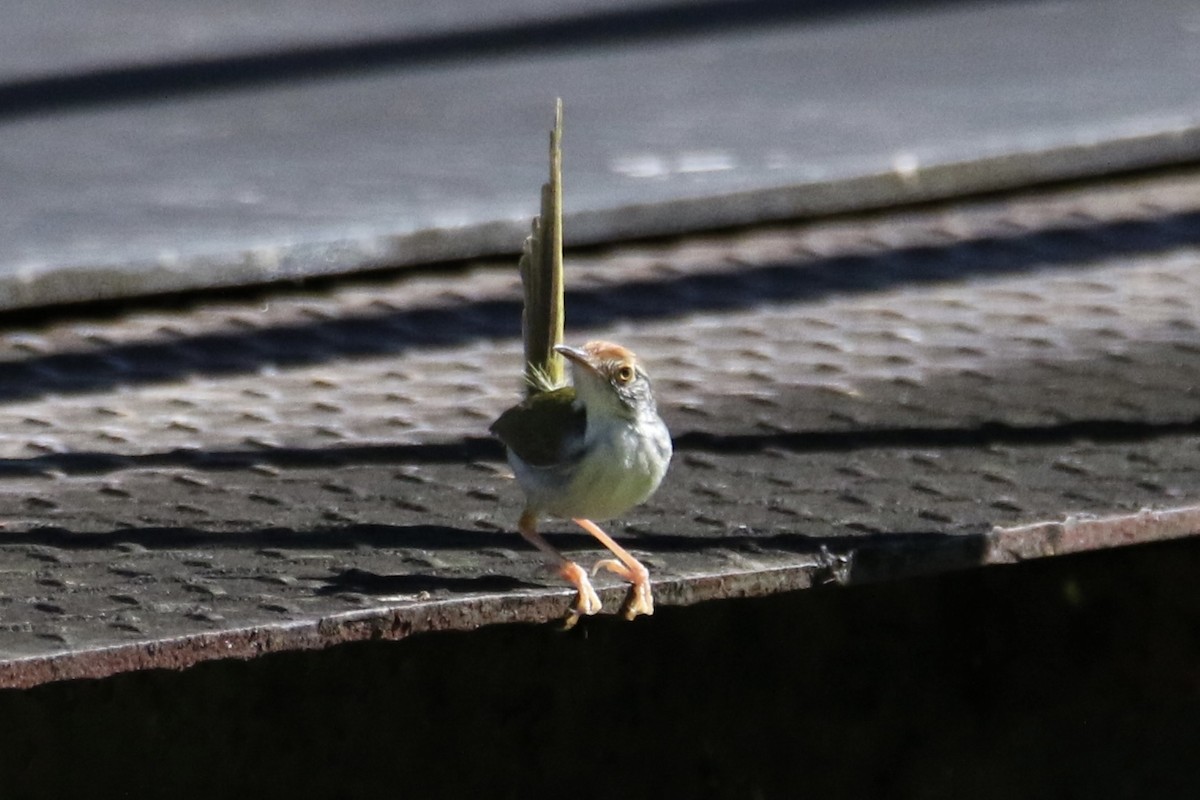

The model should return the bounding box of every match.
[490,101,672,624]
[492,340,672,623]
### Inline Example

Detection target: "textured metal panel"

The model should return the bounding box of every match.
[0,170,1199,687]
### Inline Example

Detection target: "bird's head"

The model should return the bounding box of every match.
[555,341,658,420]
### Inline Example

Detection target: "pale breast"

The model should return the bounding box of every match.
[513,414,671,521]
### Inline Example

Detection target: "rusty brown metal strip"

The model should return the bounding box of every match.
[989,506,1200,563]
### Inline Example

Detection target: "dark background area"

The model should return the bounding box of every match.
[1,537,1197,799]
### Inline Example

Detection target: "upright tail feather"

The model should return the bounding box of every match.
[520,98,565,395]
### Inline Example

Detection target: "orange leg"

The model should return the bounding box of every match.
[519,511,601,626]
[573,518,654,620]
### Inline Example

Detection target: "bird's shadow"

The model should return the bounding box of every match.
[0,520,993,594]
[316,568,541,596]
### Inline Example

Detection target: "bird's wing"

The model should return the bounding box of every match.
[489,386,584,467]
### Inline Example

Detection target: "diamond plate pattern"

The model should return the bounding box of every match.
[1,170,1199,686]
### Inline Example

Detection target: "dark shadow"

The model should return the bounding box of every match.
[0,517,995,603]
[318,567,541,595]
[0,518,984,567]
[1,209,1197,404]
[0,441,507,475]
[0,523,488,551]
[0,0,1042,120]
[674,416,1200,454]
[0,413,1195,479]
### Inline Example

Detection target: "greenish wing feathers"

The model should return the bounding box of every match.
[489,387,582,467]
[519,98,565,395]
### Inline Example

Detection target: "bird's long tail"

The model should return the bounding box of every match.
[519,99,565,395]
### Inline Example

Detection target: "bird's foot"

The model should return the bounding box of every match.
[558,561,602,629]
[592,557,654,620]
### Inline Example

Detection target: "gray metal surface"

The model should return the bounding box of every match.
[2,0,1199,309]
[0,170,1198,687]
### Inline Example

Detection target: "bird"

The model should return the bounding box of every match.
[490,101,672,625]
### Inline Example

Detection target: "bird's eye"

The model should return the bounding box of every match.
[615,365,635,384]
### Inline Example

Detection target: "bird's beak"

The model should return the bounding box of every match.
[555,345,602,377]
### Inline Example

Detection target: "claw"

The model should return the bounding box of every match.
[591,557,653,619]
[598,557,653,619]
[622,581,654,620]
[574,517,655,620]
[559,561,602,629]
